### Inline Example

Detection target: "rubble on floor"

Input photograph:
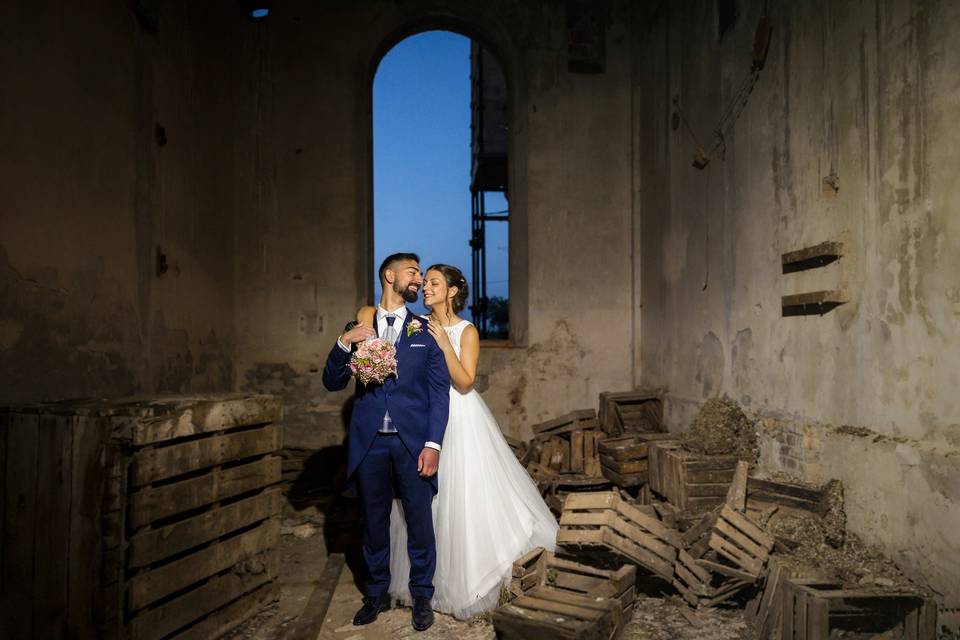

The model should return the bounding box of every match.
[502,390,937,639]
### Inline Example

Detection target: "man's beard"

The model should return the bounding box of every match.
[396,282,419,303]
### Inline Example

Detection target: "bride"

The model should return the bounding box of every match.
[387,264,558,619]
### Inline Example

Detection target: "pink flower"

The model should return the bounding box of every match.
[406,318,423,337]
[350,338,398,385]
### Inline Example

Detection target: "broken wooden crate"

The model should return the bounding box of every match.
[598,390,665,435]
[496,547,637,640]
[598,432,676,488]
[531,409,605,475]
[0,394,283,640]
[648,441,739,513]
[556,491,680,582]
[672,549,751,609]
[778,578,936,640]
[541,474,614,515]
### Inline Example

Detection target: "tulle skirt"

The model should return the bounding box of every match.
[388,388,558,619]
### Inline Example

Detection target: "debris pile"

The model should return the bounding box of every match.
[495,392,936,640]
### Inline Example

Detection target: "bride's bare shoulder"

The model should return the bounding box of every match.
[356,306,376,325]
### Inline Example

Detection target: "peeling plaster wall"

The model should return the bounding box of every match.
[636,0,960,606]
[233,0,638,446]
[0,2,238,403]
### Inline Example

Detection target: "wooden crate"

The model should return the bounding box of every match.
[497,547,637,640]
[598,391,664,435]
[599,432,676,488]
[557,491,680,581]
[779,579,936,640]
[542,474,614,515]
[509,547,636,606]
[648,442,739,513]
[0,394,283,640]
[532,409,599,440]
[703,505,773,581]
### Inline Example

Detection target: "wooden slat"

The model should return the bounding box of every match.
[532,409,597,436]
[69,415,112,639]
[132,424,280,487]
[129,560,275,640]
[2,413,39,638]
[493,603,597,640]
[129,455,281,527]
[172,581,277,640]
[130,396,282,446]
[599,454,647,474]
[33,414,72,638]
[725,461,748,511]
[513,596,604,622]
[806,596,829,640]
[128,518,280,610]
[697,558,758,583]
[721,505,775,548]
[714,517,767,560]
[129,488,282,567]
[570,430,585,473]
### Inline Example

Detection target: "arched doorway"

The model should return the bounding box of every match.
[372,30,510,338]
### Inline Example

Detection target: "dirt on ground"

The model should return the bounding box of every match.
[766,509,915,591]
[681,396,759,463]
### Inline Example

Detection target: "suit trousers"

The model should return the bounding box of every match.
[354,432,436,599]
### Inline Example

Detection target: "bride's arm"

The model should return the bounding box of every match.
[428,321,480,393]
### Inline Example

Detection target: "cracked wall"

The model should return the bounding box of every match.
[0,1,239,403]
[635,0,960,608]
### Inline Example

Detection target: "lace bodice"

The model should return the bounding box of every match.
[444,319,472,358]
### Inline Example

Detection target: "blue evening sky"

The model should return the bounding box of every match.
[373,30,509,312]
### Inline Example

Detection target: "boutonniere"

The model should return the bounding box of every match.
[406,317,423,337]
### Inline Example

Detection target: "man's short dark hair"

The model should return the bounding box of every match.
[378,252,420,285]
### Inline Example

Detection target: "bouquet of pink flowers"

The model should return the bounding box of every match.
[350,338,398,385]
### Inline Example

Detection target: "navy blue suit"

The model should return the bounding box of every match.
[323,310,450,599]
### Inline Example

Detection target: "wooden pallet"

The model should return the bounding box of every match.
[557,491,680,581]
[648,442,739,513]
[598,391,665,435]
[779,578,936,640]
[599,432,676,487]
[498,547,636,640]
[0,395,282,640]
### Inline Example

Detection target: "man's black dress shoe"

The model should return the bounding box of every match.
[412,596,434,631]
[353,594,390,625]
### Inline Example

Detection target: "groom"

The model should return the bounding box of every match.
[322,252,450,631]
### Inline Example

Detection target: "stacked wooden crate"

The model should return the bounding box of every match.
[556,491,680,582]
[523,410,613,513]
[531,409,603,475]
[648,441,739,513]
[598,432,675,488]
[598,390,664,436]
[495,547,637,640]
[0,394,283,640]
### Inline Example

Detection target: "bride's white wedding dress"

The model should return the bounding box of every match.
[388,319,558,619]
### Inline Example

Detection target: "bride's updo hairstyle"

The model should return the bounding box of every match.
[427,264,469,313]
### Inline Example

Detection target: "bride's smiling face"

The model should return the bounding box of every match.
[422,269,451,310]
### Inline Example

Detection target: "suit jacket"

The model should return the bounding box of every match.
[322,309,451,492]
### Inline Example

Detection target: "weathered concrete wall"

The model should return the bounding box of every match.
[635,0,960,606]
[0,1,238,402]
[233,0,638,446]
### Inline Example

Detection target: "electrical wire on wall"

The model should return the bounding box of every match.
[672,9,773,170]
